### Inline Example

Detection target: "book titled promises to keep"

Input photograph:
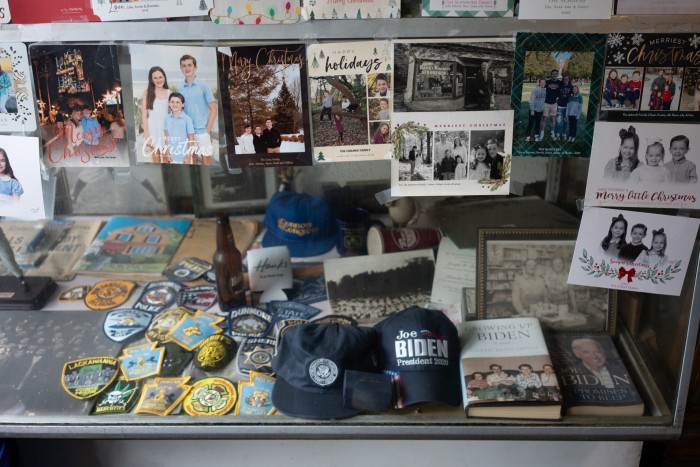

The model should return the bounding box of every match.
[459,317,561,420]
[547,334,644,416]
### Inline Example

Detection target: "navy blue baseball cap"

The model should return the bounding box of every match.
[262,192,336,258]
[374,306,461,408]
[272,323,377,420]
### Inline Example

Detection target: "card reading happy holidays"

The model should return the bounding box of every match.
[307,41,393,163]
[567,208,700,296]
[584,122,699,210]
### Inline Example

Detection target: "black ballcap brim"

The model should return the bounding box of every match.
[398,369,462,408]
[272,375,360,420]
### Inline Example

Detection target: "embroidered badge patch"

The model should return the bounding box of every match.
[163,257,212,283]
[103,309,152,343]
[235,371,277,416]
[313,314,357,326]
[167,311,225,351]
[134,377,192,416]
[182,377,237,416]
[177,285,218,311]
[267,301,321,321]
[236,337,276,376]
[61,356,119,400]
[194,334,237,371]
[228,306,273,338]
[59,285,91,302]
[160,342,194,377]
[84,280,137,310]
[133,281,182,313]
[146,307,192,343]
[92,376,140,415]
[119,342,165,381]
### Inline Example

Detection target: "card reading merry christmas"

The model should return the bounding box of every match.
[598,33,700,123]
[511,33,606,158]
[568,208,699,296]
[218,44,312,169]
[29,44,128,168]
[307,40,392,163]
[584,122,699,210]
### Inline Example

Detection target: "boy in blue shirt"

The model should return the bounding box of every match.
[80,106,101,152]
[177,54,217,165]
[163,93,195,164]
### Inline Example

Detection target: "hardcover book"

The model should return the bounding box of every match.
[546,334,644,416]
[73,217,192,275]
[218,44,312,169]
[597,33,700,123]
[302,0,400,20]
[459,317,562,420]
[421,0,514,17]
[29,44,128,168]
[307,40,393,163]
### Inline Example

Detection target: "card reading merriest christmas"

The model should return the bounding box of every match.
[598,33,700,123]
[218,44,312,169]
[568,208,700,296]
[29,44,128,168]
[584,122,699,210]
[307,41,392,163]
[0,43,37,132]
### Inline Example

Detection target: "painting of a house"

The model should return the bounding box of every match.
[102,223,171,257]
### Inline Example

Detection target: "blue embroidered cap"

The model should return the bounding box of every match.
[262,192,336,257]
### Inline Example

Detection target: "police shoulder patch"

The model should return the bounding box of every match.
[119,342,165,381]
[103,309,152,343]
[228,306,273,338]
[182,377,237,416]
[133,281,182,313]
[236,337,276,376]
[134,377,192,416]
[92,376,140,415]
[194,334,237,371]
[85,280,137,310]
[61,356,119,400]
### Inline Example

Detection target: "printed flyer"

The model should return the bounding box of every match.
[130,44,220,166]
[91,0,211,21]
[0,43,37,132]
[390,110,513,197]
[307,40,392,163]
[598,33,700,123]
[421,0,514,17]
[584,122,698,210]
[302,0,400,20]
[567,208,700,296]
[29,44,128,168]
[511,33,606,158]
[218,44,312,168]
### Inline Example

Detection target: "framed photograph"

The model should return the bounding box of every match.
[477,228,617,334]
[191,166,276,217]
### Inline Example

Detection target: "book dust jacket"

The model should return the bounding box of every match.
[218,44,312,169]
[308,41,393,163]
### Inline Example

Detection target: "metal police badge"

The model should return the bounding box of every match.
[61,356,119,400]
[133,281,182,313]
[84,280,137,310]
[167,311,225,351]
[92,376,140,415]
[182,377,237,416]
[119,342,165,381]
[103,309,152,342]
[228,306,273,338]
[146,307,192,343]
[236,337,276,376]
[134,377,192,416]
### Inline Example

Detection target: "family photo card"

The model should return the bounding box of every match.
[91,0,212,21]
[307,40,392,163]
[511,33,606,157]
[130,44,220,166]
[568,208,700,296]
[218,44,312,169]
[0,135,45,220]
[0,43,37,132]
[598,33,700,123]
[210,0,302,24]
[421,0,515,17]
[585,122,699,210]
[390,111,513,197]
[29,44,128,168]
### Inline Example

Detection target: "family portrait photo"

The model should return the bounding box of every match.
[679,68,700,111]
[393,38,514,113]
[310,74,368,147]
[585,122,699,210]
[0,43,36,132]
[30,44,128,168]
[0,135,45,220]
[568,208,700,296]
[130,44,219,166]
[478,232,614,333]
[219,44,311,169]
[638,67,684,112]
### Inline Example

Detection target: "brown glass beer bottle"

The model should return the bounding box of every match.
[213,213,245,310]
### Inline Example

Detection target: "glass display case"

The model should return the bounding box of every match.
[0,13,698,440]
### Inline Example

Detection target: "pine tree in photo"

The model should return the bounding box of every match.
[226,58,279,132]
[273,76,297,134]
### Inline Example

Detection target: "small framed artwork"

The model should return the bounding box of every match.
[477,228,617,334]
[191,166,276,217]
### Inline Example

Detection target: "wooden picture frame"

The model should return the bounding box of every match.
[191,165,276,217]
[477,228,617,334]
